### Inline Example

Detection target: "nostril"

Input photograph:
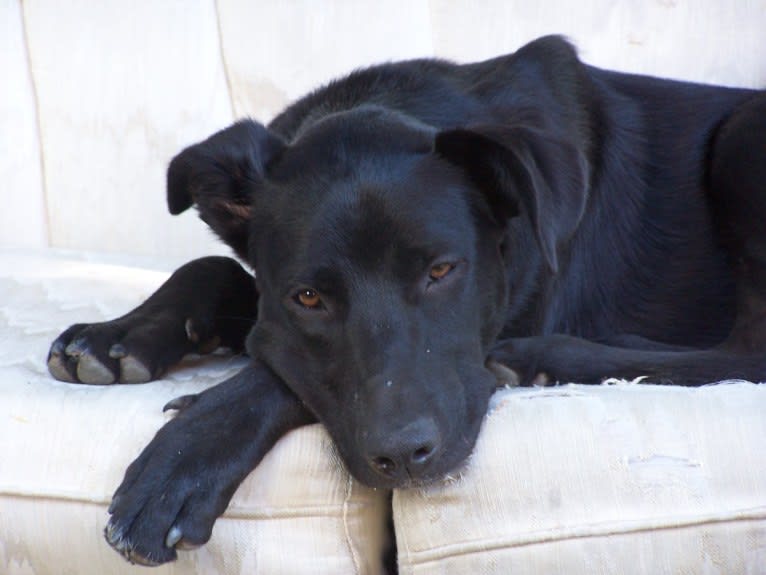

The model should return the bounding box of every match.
[411,444,436,465]
[371,455,397,476]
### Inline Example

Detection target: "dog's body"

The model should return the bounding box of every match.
[47,36,766,565]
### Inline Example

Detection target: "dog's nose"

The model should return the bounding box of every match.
[366,418,442,480]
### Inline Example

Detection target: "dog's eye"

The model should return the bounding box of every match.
[429,262,455,281]
[295,289,323,309]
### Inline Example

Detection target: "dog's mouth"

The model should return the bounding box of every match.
[368,458,473,490]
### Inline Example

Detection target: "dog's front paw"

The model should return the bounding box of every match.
[488,335,583,386]
[47,256,258,385]
[489,335,616,385]
[105,398,247,565]
[47,313,205,384]
[103,364,313,565]
[104,444,227,566]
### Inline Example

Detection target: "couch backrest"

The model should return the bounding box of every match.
[3,0,765,261]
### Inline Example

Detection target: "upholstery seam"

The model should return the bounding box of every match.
[18,0,51,247]
[401,507,766,566]
[342,474,362,575]
[0,490,369,520]
[213,0,237,120]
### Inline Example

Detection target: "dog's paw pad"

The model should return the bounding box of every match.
[47,352,76,383]
[76,354,116,384]
[120,356,152,384]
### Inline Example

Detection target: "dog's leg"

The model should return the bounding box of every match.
[488,334,765,386]
[104,360,315,565]
[595,334,697,352]
[47,256,257,384]
[489,94,766,388]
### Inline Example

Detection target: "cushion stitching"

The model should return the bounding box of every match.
[342,474,362,575]
[400,507,766,565]
[0,490,367,520]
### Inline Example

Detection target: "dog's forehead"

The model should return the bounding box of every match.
[269,106,435,182]
[303,164,476,275]
[254,108,479,284]
[256,153,476,289]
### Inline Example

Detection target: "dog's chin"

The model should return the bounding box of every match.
[353,446,475,490]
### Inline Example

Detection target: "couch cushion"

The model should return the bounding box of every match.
[0,249,388,575]
[393,382,766,574]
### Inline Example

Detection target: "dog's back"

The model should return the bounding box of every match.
[266,35,757,347]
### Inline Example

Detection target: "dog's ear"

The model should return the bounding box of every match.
[435,124,588,273]
[167,119,285,260]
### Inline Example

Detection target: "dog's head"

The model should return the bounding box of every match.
[167,108,587,488]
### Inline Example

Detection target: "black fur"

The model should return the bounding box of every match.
[47,36,766,565]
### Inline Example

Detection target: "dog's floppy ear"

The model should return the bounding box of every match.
[167,119,285,260]
[435,124,588,273]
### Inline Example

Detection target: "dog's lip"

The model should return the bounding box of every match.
[354,453,472,490]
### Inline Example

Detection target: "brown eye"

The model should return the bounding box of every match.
[296,289,322,309]
[429,262,455,281]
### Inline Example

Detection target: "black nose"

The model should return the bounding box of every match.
[366,418,442,480]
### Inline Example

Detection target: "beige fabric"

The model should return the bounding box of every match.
[394,383,766,574]
[0,250,388,575]
[5,0,766,257]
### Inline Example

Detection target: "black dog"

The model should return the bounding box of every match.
[47,36,766,565]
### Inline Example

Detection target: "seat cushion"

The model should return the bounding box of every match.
[393,382,766,574]
[0,249,388,575]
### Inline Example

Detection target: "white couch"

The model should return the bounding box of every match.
[3,2,766,573]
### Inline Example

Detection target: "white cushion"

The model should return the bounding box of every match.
[393,382,766,573]
[0,250,388,575]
